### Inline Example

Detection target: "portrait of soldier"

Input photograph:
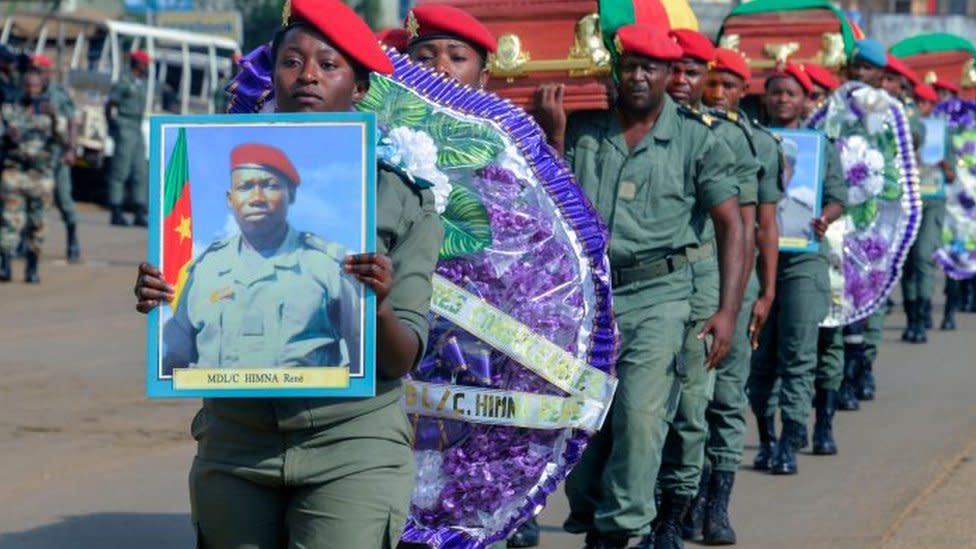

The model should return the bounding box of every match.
[162,142,360,375]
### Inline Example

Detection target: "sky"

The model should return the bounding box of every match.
[157,122,370,260]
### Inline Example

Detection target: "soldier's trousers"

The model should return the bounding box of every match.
[107,127,147,210]
[816,326,844,391]
[189,410,414,549]
[705,274,759,473]
[53,161,77,225]
[747,259,829,423]
[901,199,945,302]
[864,307,886,364]
[565,298,690,537]
[0,168,52,254]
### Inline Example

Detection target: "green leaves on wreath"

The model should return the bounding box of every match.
[848,199,879,230]
[426,116,505,170]
[439,185,493,259]
[357,75,432,129]
[880,165,903,201]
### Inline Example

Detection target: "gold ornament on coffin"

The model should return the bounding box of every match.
[488,13,612,81]
[718,34,740,51]
[811,33,847,69]
[727,32,846,69]
[763,42,800,65]
[962,59,976,88]
[924,71,938,85]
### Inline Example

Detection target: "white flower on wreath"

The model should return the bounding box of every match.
[851,86,893,135]
[838,135,886,206]
[384,126,453,213]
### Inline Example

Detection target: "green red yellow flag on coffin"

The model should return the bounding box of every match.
[599,0,698,42]
[162,128,193,309]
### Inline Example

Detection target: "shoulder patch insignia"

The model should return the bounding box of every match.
[678,105,716,128]
[301,232,346,262]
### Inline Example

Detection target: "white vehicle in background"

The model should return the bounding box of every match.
[0,11,240,201]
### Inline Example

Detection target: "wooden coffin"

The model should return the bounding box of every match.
[900,51,975,99]
[416,0,613,112]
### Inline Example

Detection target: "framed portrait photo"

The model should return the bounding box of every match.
[145,113,377,398]
[920,116,947,199]
[773,129,826,253]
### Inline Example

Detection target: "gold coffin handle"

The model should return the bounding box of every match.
[720,33,847,70]
[489,13,612,81]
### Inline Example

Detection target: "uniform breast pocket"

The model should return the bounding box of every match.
[644,161,688,219]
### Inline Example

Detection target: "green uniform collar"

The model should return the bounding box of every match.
[607,96,679,155]
[222,226,301,285]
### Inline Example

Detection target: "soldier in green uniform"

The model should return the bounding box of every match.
[684,47,782,545]
[748,62,846,476]
[105,50,150,227]
[31,54,81,262]
[635,29,756,549]
[134,1,443,547]
[0,69,67,283]
[536,23,744,549]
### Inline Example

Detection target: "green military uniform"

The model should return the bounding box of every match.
[0,101,67,255]
[748,140,846,426]
[561,98,737,538]
[42,82,77,227]
[658,107,759,499]
[705,114,782,472]
[188,164,443,549]
[816,327,844,391]
[106,75,148,213]
[163,228,357,373]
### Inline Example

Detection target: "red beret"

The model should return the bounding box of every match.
[231,143,300,186]
[713,48,750,81]
[30,54,53,68]
[614,24,682,62]
[405,4,496,54]
[377,28,410,53]
[885,54,920,86]
[803,63,840,91]
[770,62,813,93]
[914,83,939,103]
[288,0,393,75]
[670,29,716,64]
[129,50,150,65]
[933,78,960,95]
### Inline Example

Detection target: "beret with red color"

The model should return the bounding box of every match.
[613,24,682,62]
[30,54,53,68]
[803,63,840,91]
[670,29,716,64]
[288,0,393,75]
[405,4,496,54]
[933,78,960,94]
[231,143,301,186]
[129,50,151,65]
[713,48,750,81]
[377,27,410,53]
[769,62,813,93]
[885,53,920,86]
[914,83,939,103]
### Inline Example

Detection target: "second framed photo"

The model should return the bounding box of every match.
[773,129,826,253]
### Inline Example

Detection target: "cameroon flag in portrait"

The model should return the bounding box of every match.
[162,128,193,308]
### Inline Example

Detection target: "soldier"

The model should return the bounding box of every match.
[162,143,358,374]
[105,50,150,227]
[748,62,846,476]
[536,23,744,549]
[643,29,757,549]
[803,62,840,118]
[402,4,496,91]
[690,47,782,545]
[31,54,81,262]
[0,69,67,283]
[932,78,959,102]
[133,0,443,546]
[901,82,955,342]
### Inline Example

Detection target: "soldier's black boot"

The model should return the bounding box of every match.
[583,531,628,549]
[922,299,933,330]
[942,289,958,331]
[702,470,736,546]
[24,251,39,283]
[0,251,11,282]
[507,517,540,548]
[914,300,928,343]
[110,205,129,226]
[681,464,710,541]
[901,300,918,342]
[650,493,690,549]
[771,419,800,475]
[66,223,80,263]
[812,388,838,455]
[838,353,860,411]
[752,414,777,471]
[132,207,148,228]
[856,356,876,401]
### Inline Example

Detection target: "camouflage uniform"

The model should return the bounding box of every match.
[0,101,66,255]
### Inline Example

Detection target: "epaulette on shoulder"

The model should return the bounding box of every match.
[751,118,782,142]
[678,105,716,128]
[378,158,433,191]
[300,232,346,263]
[188,238,230,272]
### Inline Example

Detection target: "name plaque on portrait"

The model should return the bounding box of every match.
[145,113,377,398]
[772,129,826,253]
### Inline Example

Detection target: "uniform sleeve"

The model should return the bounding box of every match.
[382,171,443,362]
[161,276,198,375]
[719,124,760,205]
[694,128,738,210]
[336,275,361,370]
[755,134,782,204]
[563,112,585,167]
[823,140,847,209]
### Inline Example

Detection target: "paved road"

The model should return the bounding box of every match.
[1,206,974,549]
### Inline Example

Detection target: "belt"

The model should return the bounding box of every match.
[686,240,716,263]
[612,251,689,288]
